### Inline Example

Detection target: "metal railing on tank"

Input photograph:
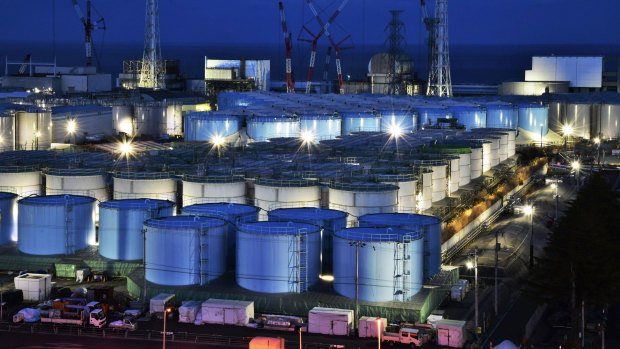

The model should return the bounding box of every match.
[182,174,245,183]
[0,165,40,173]
[113,192,176,201]
[254,178,318,188]
[113,172,171,180]
[328,182,398,192]
[44,168,105,176]
[100,199,174,210]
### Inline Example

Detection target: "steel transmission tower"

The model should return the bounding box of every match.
[426,0,452,97]
[385,10,406,56]
[139,0,164,89]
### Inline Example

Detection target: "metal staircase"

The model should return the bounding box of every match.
[288,229,308,293]
[64,200,75,255]
[199,228,209,286]
[393,235,412,301]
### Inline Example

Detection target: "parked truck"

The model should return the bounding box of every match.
[109,316,138,331]
[383,327,424,347]
[40,307,106,328]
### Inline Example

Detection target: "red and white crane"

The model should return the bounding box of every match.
[304,0,352,94]
[71,0,106,67]
[278,2,295,93]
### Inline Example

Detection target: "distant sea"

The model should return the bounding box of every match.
[1,41,620,85]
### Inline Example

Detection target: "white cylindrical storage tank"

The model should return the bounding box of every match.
[340,111,381,135]
[0,192,18,244]
[517,103,548,135]
[414,168,433,211]
[376,174,417,212]
[134,104,165,136]
[488,137,500,167]
[358,213,442,279]
[299,114,342,141]
[18,195,96,255]
[548,101,566,134]
[599,103,620,139]
[15,110,52,150]
[0,167,41,197]
[566,102,592,139]
[431,164,447,202]
[333,227,424,302]
[99,199,174,260]
[182,175,246,206]
[236,221,322,293]
[495,132,509,161]
[145,216,227,286]
[448,157,460,194]
[45,168,109,204]
[480,141,492,173]
[113,105,134,135]
[113,172,176,202]
[470,146,483,179]
[458,152,471,186]
[378,109,416,134]
[506,130,516,156]
[254,179,321,220]
[184,113,242,142]
[328,183,398,226]
[0,112,15,151]
[165,104,183,135]
[247,116,300,141]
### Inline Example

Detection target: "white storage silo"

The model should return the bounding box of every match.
[470,146,483,179]
[431,164,447,202]
[566,102,591,139]
[0,167,42,197]
[448,157,460,193]
[414,168,432,211]
[45,168,109,204]
[16,109,52,150]
[599,103,620,139]
[134,104,166,136]
[182,175,246,206]
[112,105,134,135]
[458,152,471,186]
[254,179,320,220]
[328,182,398,226]
[376,174,417,212]
[113,172,176,202]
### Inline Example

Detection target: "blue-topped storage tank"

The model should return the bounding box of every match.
[181,203,260,267]
[299,114,342,140]
[247,116,300,141]
[517,103,549,135]
[0,192,17,244]
[485,104,518,129]
[358,213,442,279]
[416,107,453,129]
[184,112,242,141]
[144,216,227,286]
[340,111,381,135]
[378,109,417,133]
[448,106,486,130]
[18,195,96,255]
[236,221,321,293]
[333,227,424,302]
[267,207,348,275]
[99,199,175,260]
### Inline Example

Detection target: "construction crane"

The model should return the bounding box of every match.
[322,46,331,93]
[71,0,106,67]
[278,2,295,93]
[139,0,164,89]
[18,54,32,75]
[420,0,452,97]
[302,0,351,94]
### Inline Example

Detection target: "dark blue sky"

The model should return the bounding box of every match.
[0,0,618,47]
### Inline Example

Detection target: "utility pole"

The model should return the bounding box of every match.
[474,247,479,338]
[142,228,148,305]
[494,231,500,316]
[350,240,365,336]
[582,300,585,349]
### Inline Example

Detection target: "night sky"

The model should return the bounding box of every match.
[0,0,618,47]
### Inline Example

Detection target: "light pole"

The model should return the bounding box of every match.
[524,204,534,269]
[467,247,479,338]
[572,161,580,186]
[562,124,573,151]
[349,240,366,335]
[163,307,172,349]
[377,318,381,348]
[540,123,543,148]
[494,231,502,316]
[594,137,601,168]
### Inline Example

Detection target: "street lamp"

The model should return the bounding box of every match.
[540,123,544,148]
[572,161,581,185]
[467,247,479,338]
[388,123,403,138]
[163,307,172,349]
[524,204,534,269]
[377,318,382,349]
[562,124,573,150]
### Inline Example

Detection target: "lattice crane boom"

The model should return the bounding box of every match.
[278,2,295,93]
[71,0,105,67]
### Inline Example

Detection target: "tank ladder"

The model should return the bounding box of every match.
[393,235,411,302]
[64,200,75,255]
[199,227,209,286]
[288,228,308,293]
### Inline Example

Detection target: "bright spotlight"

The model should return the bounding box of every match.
[562,124,573,136]
[35,131,41,138]
[67,120,76,134]
[212,135,225,146]
[300,130,315,143]
[388,124,403,137]
[523,205,533,216]
[319,274,334,282]
[594,137,600,144]
[119,141,133,154]
[0,136,3,143]
[572,161,580,170]
[466,261,474,269]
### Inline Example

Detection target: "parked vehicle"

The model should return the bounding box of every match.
[40,307,106,328]
[383,327,424,347]
[109,316,137,331]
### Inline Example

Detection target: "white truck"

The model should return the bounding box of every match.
[382,327,424,347]
[109,316,138,331]
[40,308,106,328]
[150,293,175,319]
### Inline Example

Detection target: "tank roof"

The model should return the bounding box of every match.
[19,194,95,206]
[359,213,441,227]
[328,182,398,192]
[334,227,423,242]
[145,215,227,229]
[100,199,174,210]
[238,221,321,235]
[0,192,17,200]
[182,203,259,216]
[51,105,111,115]
[268,207,347,220]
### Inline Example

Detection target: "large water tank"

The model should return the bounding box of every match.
[134,105,165,136]
[447,157,460,194]
[184,113,242,142]
[45,168,109,204]
[165,104,183,135]
[448,106,486,130]
[485,104,517,129]
[18,195,96,255]
[236,221,322,293]
[299,114,342,141]
[375,174,417,212]
[112,105,134,135]
[254,179,320,220]
[99,199,174,260]
[340,111,381,135]
[470,145,483,179]
[548,101,566,134]
[15,110,52,150]
[517,103,548,135]
[247,116,300,141]
[328,183,398,226]
[268,207,348,275]
[182,175,246,206]
[416,107,452,129]
[358,213,442,279]
[113,172,176,202]
[181,203,260,267]
[599,103,620,139]
[0,192,17,244]
[144,216,227,286]
[378,109,416,133]
[431,164,447,202]
[0,112,15,150]
[333,227,424,302]
[566,102,592,139]
[458,152,471,186]
[414,168,433,211]
[0,167,41,197]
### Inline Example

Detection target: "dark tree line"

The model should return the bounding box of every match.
[524,173,620,346]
